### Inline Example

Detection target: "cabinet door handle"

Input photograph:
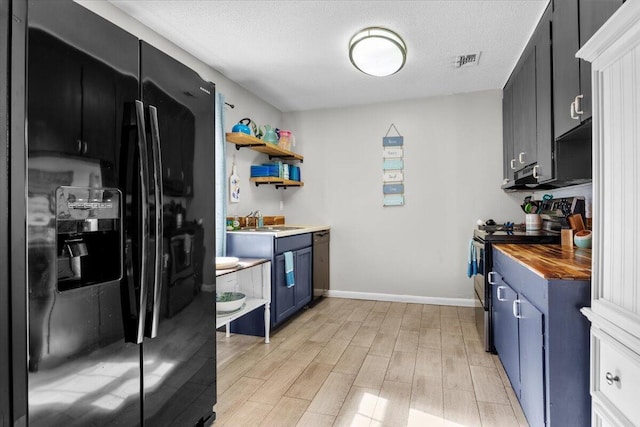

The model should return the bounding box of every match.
[518,152,525,164]
[488,271,497,285]
[575,94,584,115]
[167,167,171,178]
[605,372,620,385]
[77,139,83,153]
[512,299,522,318]
[497,286,508,301]
[533,165,540,179]
[82,141,88,155]
[510,159,516,170]
[570,100,580,120]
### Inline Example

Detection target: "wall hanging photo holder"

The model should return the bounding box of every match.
[382,123,405,207]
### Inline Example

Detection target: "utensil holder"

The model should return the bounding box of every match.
[525,214,542,231]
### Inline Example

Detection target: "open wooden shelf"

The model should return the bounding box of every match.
[250,177,304,189]
[226,132,303,162]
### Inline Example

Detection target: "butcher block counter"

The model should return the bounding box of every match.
[493,244,591,280]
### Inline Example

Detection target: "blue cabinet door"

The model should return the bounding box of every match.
[274,253,296,324]
[518,294,545,427]
[492,278,520,396]
[294,246,312,309]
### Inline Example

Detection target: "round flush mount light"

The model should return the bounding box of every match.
[349,27,407,77]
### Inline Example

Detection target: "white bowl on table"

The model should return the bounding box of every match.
[216,292,246,313]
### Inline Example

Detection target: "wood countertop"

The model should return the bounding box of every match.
[493,244,592,280]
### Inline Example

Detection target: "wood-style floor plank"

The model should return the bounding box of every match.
[477,402,520,427]
[285,361,333,401]
[443,388,482,426]
[353,354,390,389]
[385,350,417,383]
[369,330,398,357]
[470,365,510,405]
[313,338,349,365]
[333,386,380,427]
[371,380,412,427]
[333,345,369,375]
[350,325,379,348]
[260,396,308,427]
[306,372,356,416]
[295,411,335,427]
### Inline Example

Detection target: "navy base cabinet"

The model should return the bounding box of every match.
[227,232,313,335]
[491,248,591,427]
[274,246,312,324]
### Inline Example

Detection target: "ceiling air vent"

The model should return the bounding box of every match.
[456,52,481,68]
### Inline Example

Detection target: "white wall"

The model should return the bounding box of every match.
[76,1,286,219]
[282,90,524,304]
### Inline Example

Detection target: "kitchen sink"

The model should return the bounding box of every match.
[238,226,305,232]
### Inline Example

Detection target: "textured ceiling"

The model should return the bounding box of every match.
[109,0,549,112]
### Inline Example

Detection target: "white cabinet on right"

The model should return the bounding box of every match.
[578,2,640,425]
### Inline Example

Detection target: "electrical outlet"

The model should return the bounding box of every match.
[280,200,284,211]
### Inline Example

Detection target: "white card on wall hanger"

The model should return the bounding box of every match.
[383,170,404,182]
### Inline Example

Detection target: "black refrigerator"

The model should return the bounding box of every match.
[3,1,217,425]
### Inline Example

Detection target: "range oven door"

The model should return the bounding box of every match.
[472,239,490,351]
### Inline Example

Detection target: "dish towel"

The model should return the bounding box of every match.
[284,251,295,288]
[467,239,478,278]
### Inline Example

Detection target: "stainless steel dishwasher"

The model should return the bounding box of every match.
[312,230,330,304]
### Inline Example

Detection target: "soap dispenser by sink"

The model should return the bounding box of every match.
[256,211,264,228]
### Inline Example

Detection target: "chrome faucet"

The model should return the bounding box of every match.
[245,211,256,228]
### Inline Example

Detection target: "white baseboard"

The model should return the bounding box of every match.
[325,290,475,307]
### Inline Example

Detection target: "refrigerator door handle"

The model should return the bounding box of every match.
[147,105,164,338]
[134,100,151,344]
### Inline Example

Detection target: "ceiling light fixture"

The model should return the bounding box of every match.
[349,27,407,77]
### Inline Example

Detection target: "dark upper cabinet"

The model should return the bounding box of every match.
[534,14,553,183]
[553,0,622,139]
[512,48,537,170]
[502,5,552,187]
[502,0,618,188]
[502,84,515,187]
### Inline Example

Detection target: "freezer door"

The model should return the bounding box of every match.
[140,41,217,426]
[26,1,144,426]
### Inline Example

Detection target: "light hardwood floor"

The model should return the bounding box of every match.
[214,298,529,427]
